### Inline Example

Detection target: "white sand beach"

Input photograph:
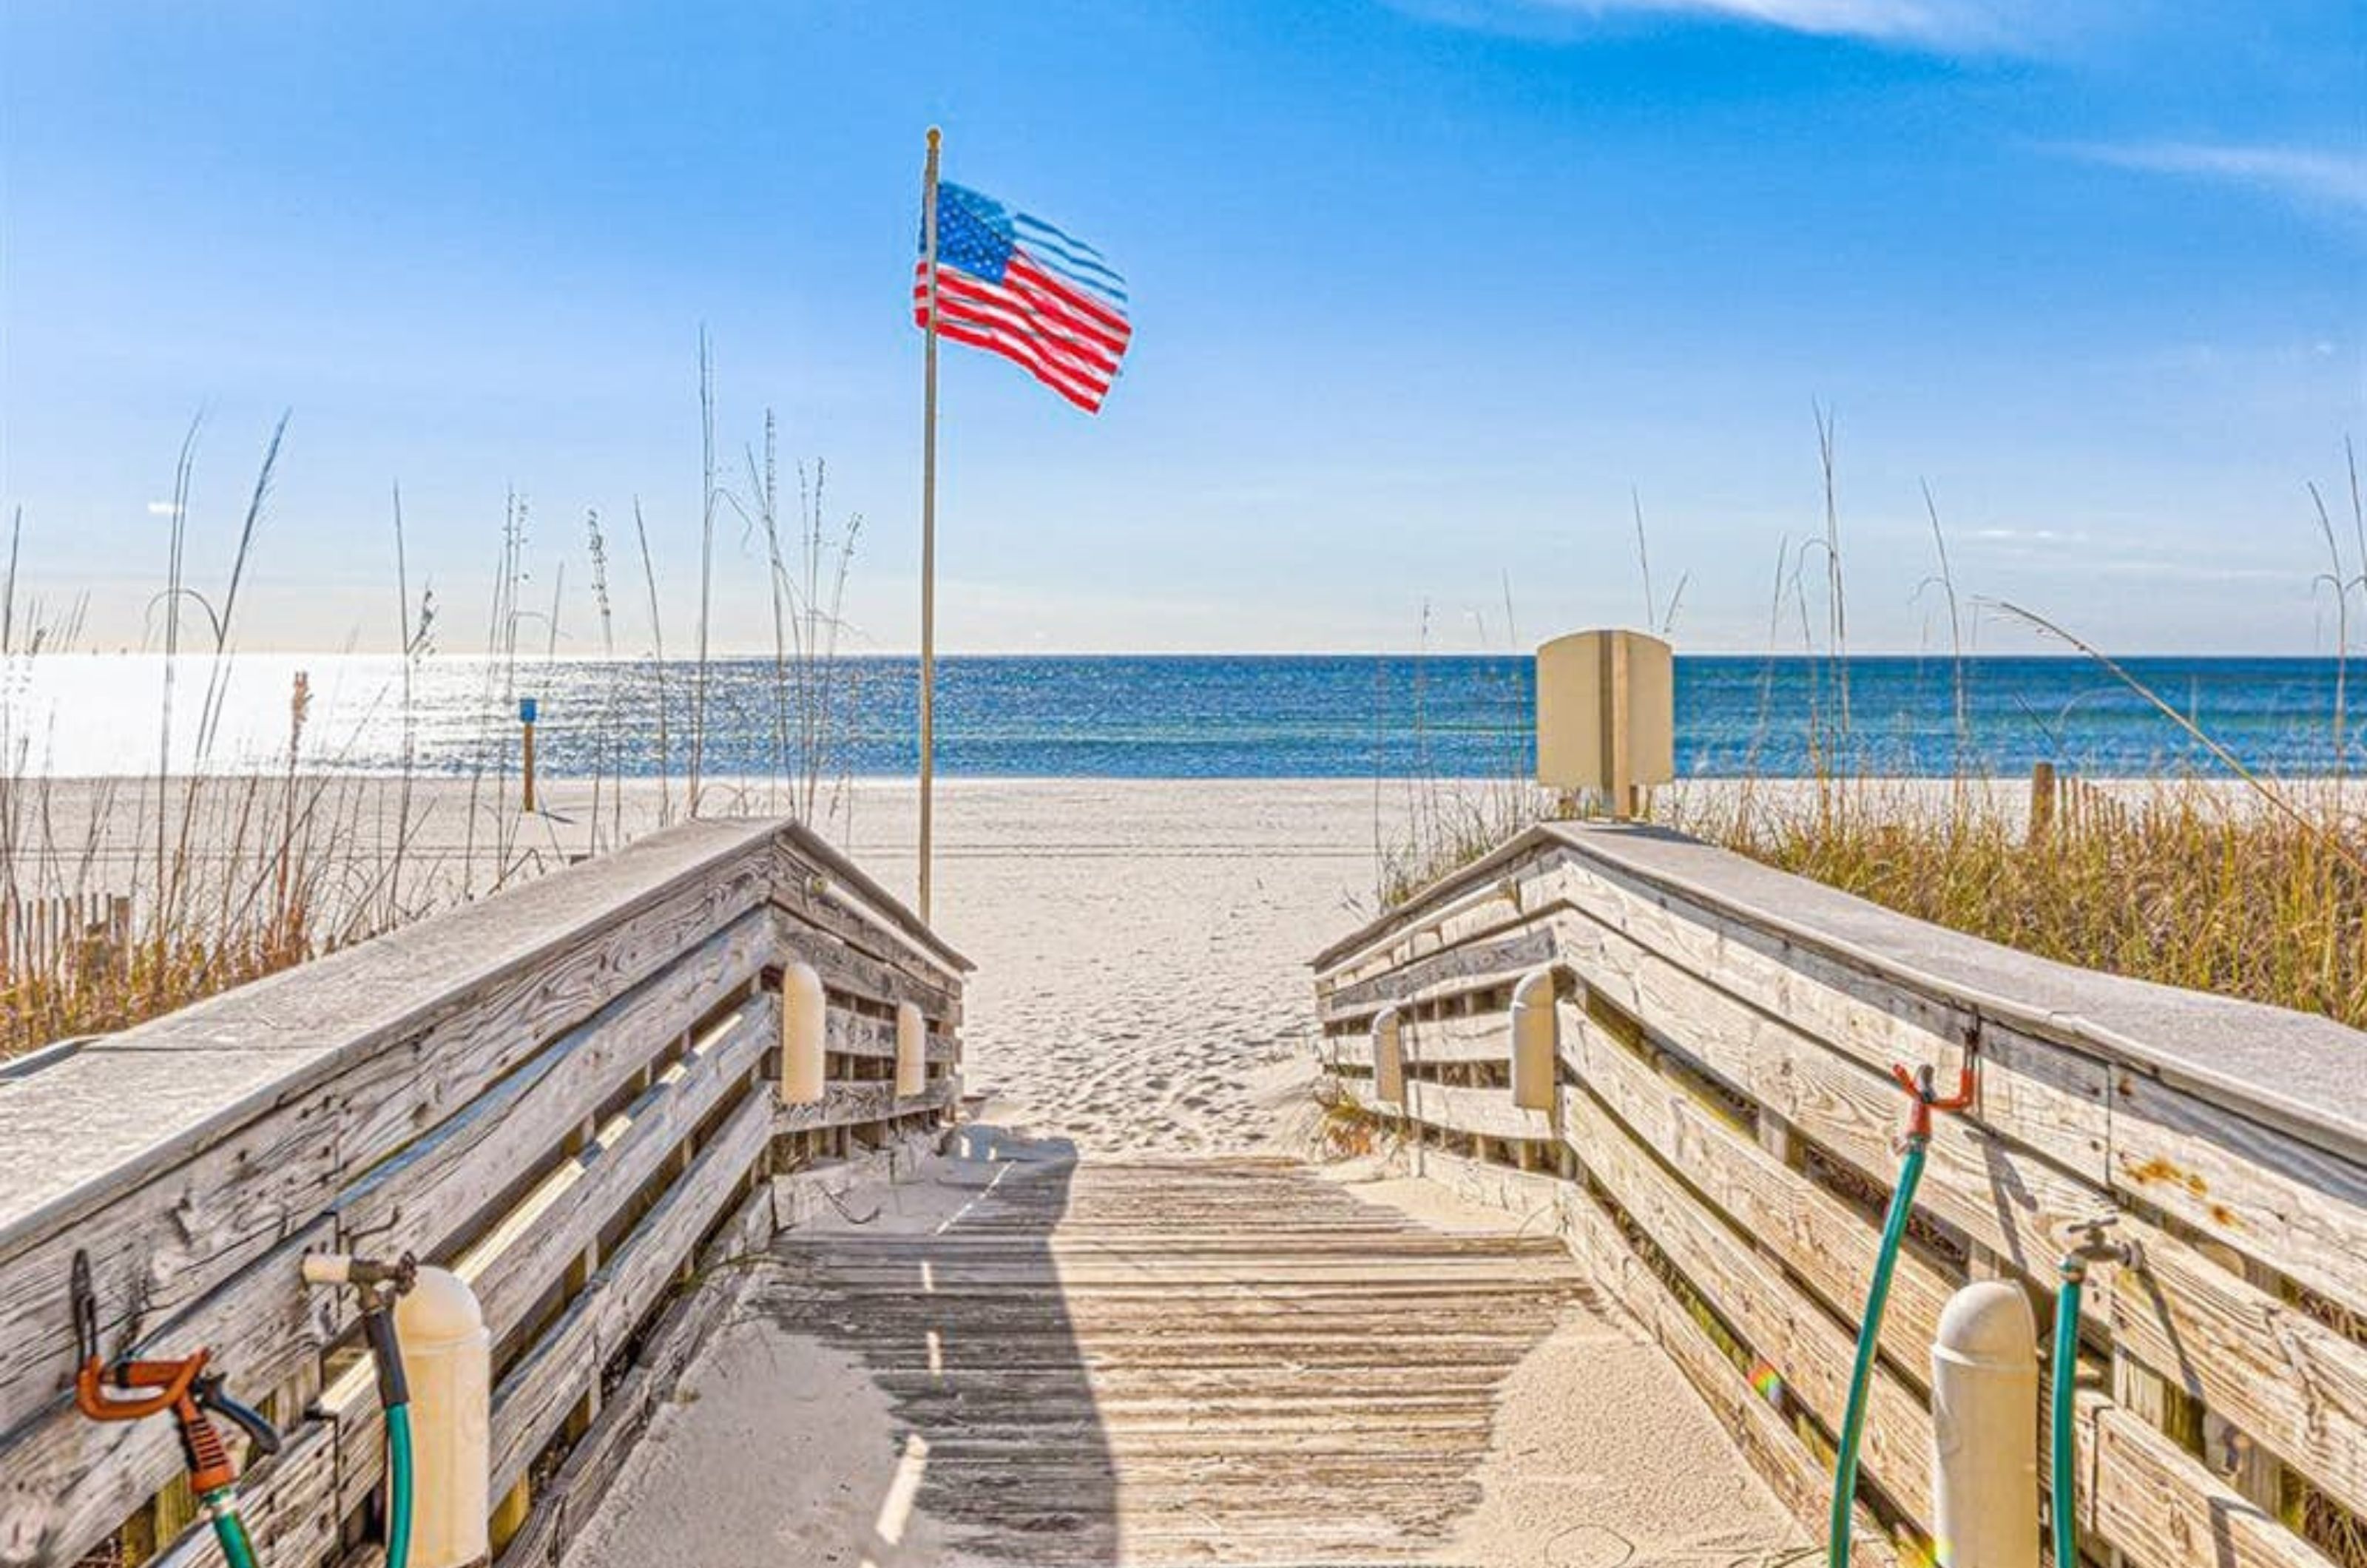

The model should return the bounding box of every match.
[7,775,1398,1152]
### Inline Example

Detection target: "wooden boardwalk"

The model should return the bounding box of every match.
[760,1154,1592,1565]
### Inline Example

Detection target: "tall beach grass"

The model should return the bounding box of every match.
[0,356,872,1062]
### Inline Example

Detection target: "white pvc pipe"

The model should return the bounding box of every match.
[1931,1280,2039,1568]
[894,1000,927,1098]
[779,962,825,1106]
[1510,968,1558,1112]
[395,1266,491,1568]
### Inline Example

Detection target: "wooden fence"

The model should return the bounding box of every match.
[1313,820,2366,1568]
[0,818,968,1568]
[1,895,135,992]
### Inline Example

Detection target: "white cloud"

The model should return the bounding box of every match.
[1389,0,2047,51]
[145,501,182,518]
[2062,141,2367,215]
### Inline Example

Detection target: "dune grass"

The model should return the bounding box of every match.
[1681,774,2367,1028]
[0,364,868,1063]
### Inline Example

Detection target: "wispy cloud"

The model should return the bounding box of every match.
[2061,141,2367,215]
[144,501,182,518]
[1388,0,2046,52]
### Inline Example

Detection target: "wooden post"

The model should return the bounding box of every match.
[520,696,539,815]
[2029,760,2056,843]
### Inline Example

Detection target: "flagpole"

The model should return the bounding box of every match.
[919,126,942,925]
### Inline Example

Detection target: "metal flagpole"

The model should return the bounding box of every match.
[919,126,942,924]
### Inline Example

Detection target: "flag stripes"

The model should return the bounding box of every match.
[916,179,1132,413]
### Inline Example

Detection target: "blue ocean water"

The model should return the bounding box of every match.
[7,653,2365,778]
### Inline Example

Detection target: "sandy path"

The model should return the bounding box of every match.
[845,781,1388,1156]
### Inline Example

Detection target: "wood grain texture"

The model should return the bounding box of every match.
[2080,1390,2339,1568]
[0,824,778,1451]
[0,1218,336,1568]
[1314,820,2365,1568]
[0,816,964,1568]
[337,910,774,1259]
[466,998,771,1342]
[488,1088,771,1495]
[1564,1084,1937,1523]
[1561,1006,1956,1379]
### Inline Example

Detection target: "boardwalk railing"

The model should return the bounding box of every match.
[0,818,968,1568]
[1314,820,2366,1568]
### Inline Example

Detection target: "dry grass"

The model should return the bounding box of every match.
[1681,776,2367,1029]
[1,359,869,1064]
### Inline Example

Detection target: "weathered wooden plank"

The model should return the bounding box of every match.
[1397,1011,1515,1064]
[1565,1085,1937,1524]
[1530,824,2365,1160]
[771,823,970,979]
[0,822,780,1447]
[1321,923,1556,1016]
[1549,901,2113,1291]
[147,1421,340,1568]
[0,819,777,1240]
[822,1006,958,1065]
[1399,1079,1551,1144]
[0,1220,337,1568]
[488,1089,771,1494]
[2080,1390,2338,1568]
[337,910,775,1256]
[465,998,772,1343]
[771,905,961,1024]
[2110,1067,2367,1314]
[1316,871,1535,990]
[1538,859,2113,1187]
[390,1177,777,1568]
[774,1077,956,1134]
[2106,1220,2367,1520]
[1561,1007,1956,1377]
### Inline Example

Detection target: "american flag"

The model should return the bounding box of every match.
[914,181,1132,413]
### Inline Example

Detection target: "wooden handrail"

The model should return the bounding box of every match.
[1314,820,2367,1568]
[0,817,966,1568]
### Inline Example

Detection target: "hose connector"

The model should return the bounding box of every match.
[1888,1054,1978,1149]
[2059,1214,2138,1284]
[303,1251,417,1299]
[303,1252,419,1408]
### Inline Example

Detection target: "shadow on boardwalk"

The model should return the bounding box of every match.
[760,1129,1598,1566]
[759,1126,1122,1565]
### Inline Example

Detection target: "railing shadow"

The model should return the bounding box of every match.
[757,1124,1118,1565]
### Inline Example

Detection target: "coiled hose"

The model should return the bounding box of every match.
[1828,1137,1929,1568]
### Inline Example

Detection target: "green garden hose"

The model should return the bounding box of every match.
[209,1494,261,1568]
[2052,1267,2084,1568]
[385,1402,416,1568]
[304,1252,418,1568]
[362,1285,416,1568]
[1828,1135,1929,1568]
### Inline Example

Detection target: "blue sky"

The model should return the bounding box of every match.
[1,0,2360,655]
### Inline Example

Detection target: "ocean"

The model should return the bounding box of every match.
[1,652,2361,780]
